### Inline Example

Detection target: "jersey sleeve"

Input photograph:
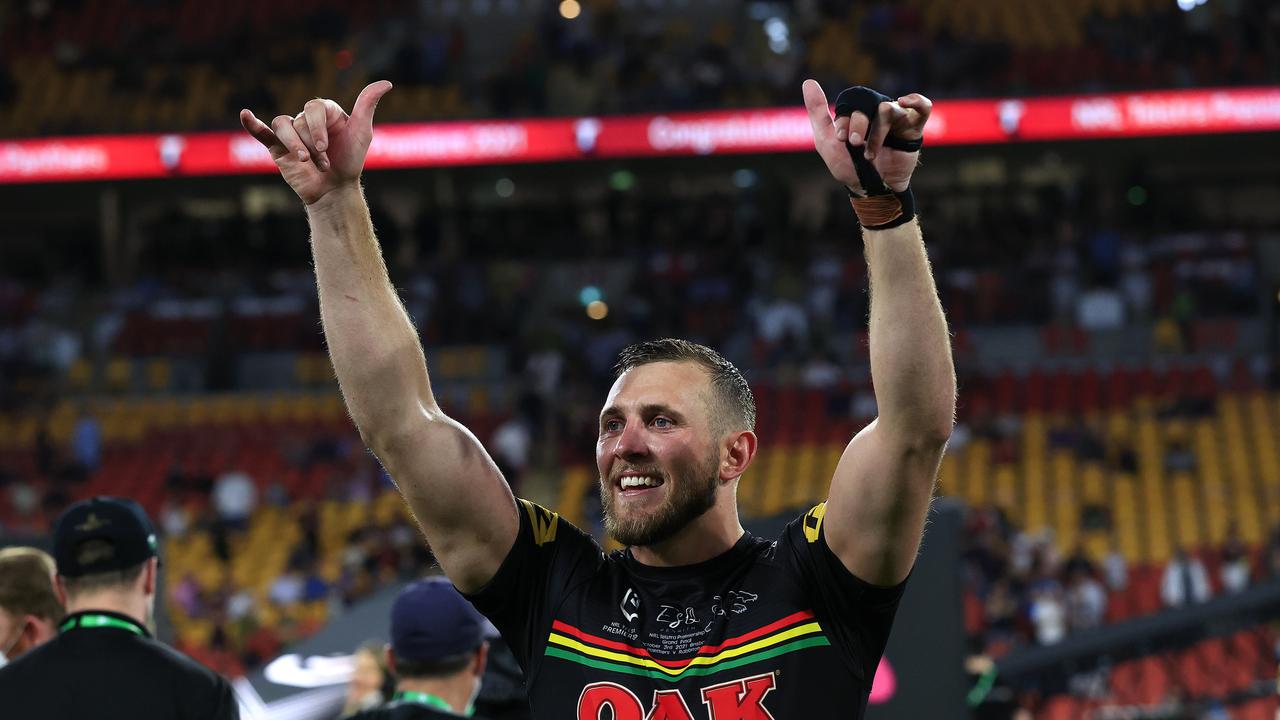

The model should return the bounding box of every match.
[779,502,909,684]
[462,498,605,673]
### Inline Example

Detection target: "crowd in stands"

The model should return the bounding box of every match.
[964,502,1280,657]
[1,0,1276,137]
[2,161,1268,411]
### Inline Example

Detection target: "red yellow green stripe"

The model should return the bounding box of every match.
[543,611,829,678]
[545,637,831,681]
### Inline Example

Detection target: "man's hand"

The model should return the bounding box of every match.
[239,81,393,205]
[802,79,931,194]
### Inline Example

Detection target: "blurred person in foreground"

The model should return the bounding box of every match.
[0,497,238,719]
[241,76,954,717]
[346,578,490,719]
[343,639,394,717]
[0,546,63,666]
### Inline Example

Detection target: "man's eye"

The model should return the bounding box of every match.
[653,417,673,428]
[603,420,622,432]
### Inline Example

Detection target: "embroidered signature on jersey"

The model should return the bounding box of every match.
[657,605,699,630]
[711,590,759,616]
[577,673,778,719]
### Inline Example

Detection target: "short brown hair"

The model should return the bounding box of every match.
[0,547,64,624]
[615,339,757,432]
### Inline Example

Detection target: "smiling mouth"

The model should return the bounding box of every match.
[617,474,665,495]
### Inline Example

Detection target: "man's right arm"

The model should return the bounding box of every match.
[307,187,517,592]
[239,83,517,592]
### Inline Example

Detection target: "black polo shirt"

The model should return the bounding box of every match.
[0,609,238,720]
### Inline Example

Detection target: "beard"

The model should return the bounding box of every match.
[600,448,720,548]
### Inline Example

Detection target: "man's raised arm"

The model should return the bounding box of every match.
[240,82,517,592]
[802,81,957,587]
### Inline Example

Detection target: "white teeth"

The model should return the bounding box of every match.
[620,476,662,489]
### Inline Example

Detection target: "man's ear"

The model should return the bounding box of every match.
[384,644,397,677]
[474,641,489,678]
[31,615,57,645]
[720,430,758,483]
[53,575,69,607]
[142,558,158,596]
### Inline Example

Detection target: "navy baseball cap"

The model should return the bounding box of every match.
[390,577,489,661]
[53,497,159,578]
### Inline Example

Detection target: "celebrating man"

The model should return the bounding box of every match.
[240,77,954,717]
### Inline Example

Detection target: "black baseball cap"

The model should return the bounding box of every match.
[53,497,160,578]
[390,577,489,661]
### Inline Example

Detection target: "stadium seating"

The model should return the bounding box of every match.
[1,0,1268,137]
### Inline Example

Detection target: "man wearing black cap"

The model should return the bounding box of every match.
[346,577,489,719]
[0,496,239,720]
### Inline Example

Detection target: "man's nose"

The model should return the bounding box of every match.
[612,421,648,460]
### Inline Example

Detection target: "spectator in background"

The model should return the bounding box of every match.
[71,406,101,474]
[169,572,206,619]
[982,577,1020,646]
[800,349,842,389]
[1029,581,1067,646]
[1219,522,1251,593]
[212,466,257,531]
[1103,537,1128,592]
[302,562,330,603]
[342,640,393,718]
[344,578,492,720]
[0,547,64,666]
[1065,568,1107,633]
[490,414,531,491]
[268,566,305,607]
[1266,525,1280,580]
[1161,547,1211,608]
[0,497,239,719]
[159,498,189,538]
[1162,438,1196,473]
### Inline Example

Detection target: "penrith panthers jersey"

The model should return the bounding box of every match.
[464,499,907,719]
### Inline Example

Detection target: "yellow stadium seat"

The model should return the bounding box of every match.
[1170,473,1201,550]
[145,358,173,392]
[993,464,1019,524]
[937,451,960,498]
[556,466,594,527]
[1023,415,1048,532]
[1219,395,1262,544]
[105,357,133,393]
[785,444,822,512]
[67,358,94,391]
[1051,451,1079,552]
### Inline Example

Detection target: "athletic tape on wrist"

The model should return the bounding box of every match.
[833,86,920,230]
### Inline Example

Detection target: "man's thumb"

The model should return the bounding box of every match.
[352,80,393,125]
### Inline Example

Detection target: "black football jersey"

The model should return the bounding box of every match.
[465,499,906,719]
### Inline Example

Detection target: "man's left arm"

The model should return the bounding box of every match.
[802,80,957,587]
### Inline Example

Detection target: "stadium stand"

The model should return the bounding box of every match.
[1,0,1275,137]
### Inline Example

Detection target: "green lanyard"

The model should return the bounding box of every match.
[59,613,146,637]
[394,691,473,717]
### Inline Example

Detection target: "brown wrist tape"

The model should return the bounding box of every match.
[849,194,904,228]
